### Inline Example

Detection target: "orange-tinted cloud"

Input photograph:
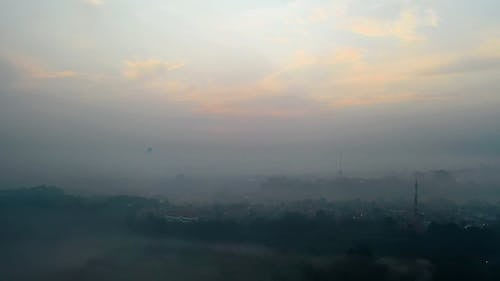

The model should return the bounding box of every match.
[12,58,79,79]
[329,93,422,108]
[348,9,439,42]
[123,60,184,80]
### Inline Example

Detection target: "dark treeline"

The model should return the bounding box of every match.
[2,186,500,280]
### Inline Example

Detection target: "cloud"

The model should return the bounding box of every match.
[329,93,438,108]
[11,58,79,79]
[0,56,111,93]
[272,47,363,76]
[84,0,103,6]
[34,70,78,79]
[308,8,329,24]
[425,9,440,28]
[110,15,495,118]
[422,56,500,76]
[263,46,459,110]
[175,75,286,106]
[286,50,318,70]
[123,60,184,80]
[0,59,20,89]
[0,55,115,104]
[329,47,364,64]
[151,46,407,116]
[348,9,439,42]
[140,68,295,117]
[420,38,500,76]
[478,36,500,55]
[148,44,459,116]
[195,95,322,118]
[170,47,411,116]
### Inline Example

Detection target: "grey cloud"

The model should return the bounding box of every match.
[422,56,500,76]
[0,58,20,92]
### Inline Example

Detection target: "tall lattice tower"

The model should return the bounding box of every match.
[337,153,343,177]
[413,179,419,217]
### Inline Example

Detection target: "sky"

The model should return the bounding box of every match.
[0,0,499,184]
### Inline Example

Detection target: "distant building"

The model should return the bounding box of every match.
[163,215,199,223]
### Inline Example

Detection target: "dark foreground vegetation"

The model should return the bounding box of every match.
[2,186,500,280]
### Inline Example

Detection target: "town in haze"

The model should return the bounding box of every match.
[3,165,500,280]
[1,0,500,280]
